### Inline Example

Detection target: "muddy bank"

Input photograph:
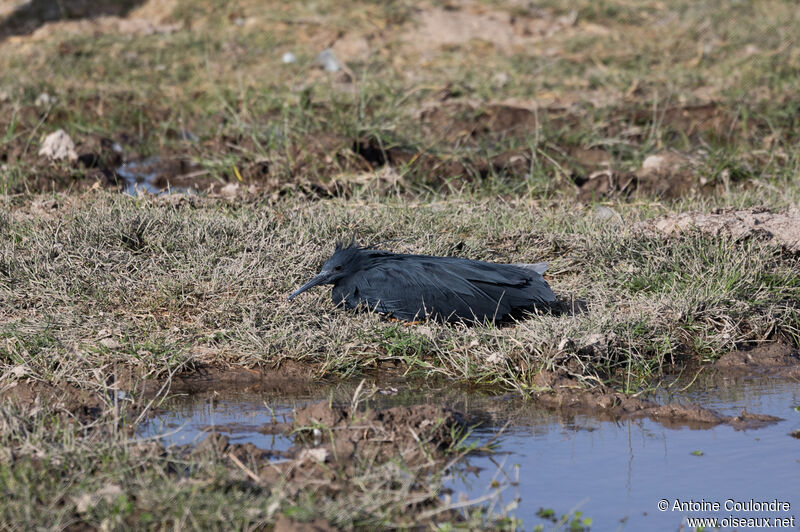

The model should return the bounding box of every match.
[522,342,800,429]
[149,362,318,395]
[713,342,800,378]
[4,341,796,438]
[530,369,783,430]
[0,379,112,424]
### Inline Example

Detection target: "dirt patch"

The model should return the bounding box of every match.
[575,169,637,202]
[632,103,739,140]
[530,370,782,430]
[0,379,110,423]
[714,343,800,378]
[354,133,534,186]
[417,100,572,143]
[142,361,323,396]
[413,100,746,200]
[403,5,574,54]
[0,95,761,199]
[16,15,179,42]
[644,208,800,253]
[2,131,127,194]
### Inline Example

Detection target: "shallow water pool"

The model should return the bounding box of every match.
[139,375,800,530]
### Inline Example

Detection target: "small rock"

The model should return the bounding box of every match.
[73,492,94,514]
[557,337,573,351]
[220,182,239,198]
[492,71,510,86]
[10,365,29,378]
[641,152,689,174]
[298,448,329,463]
[593,205,622,222]
[582,333,605,347]
[99,338,121,350]
[96,484,123,503]
[72,484,122,514]
[31,198,59,212]
[486,352,506,365]
[316,49,340,72]
[580,332,616,357]
[281,52,297,64]
[0,89,9,102]
[116,390,132,401]
[636,151,698,198]
[38,130,78,162]
[35,92,54,107]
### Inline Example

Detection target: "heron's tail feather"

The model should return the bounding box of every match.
[512,262,549,274]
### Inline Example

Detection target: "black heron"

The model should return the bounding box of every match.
[288,241,555,322]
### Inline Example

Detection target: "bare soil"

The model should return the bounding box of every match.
[646,208,800,254]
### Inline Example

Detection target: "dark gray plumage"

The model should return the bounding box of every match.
[288,241,556,323]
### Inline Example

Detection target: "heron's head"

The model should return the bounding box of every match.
[287,240,364,301]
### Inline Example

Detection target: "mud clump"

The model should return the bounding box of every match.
[530,371,782,430]
[634,151,701,199]
[189,401,466,516]
[644,208,800,253]
[418,100,570,143]
[0,379,109,424]
[191,400,466,478]
[291,401,465,465]
[714,343,800,378]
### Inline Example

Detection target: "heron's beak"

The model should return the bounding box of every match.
[287,272,331,301]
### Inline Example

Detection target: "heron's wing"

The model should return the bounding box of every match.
[440,258,555,318]
[337,256,554,321]
[335,262,479,321]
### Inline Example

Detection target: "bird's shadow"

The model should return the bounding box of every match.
[494,296,588,328]
[340,296,588,328]
[546,296,590,317]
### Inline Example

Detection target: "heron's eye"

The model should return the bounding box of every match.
[334,265,342,271]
